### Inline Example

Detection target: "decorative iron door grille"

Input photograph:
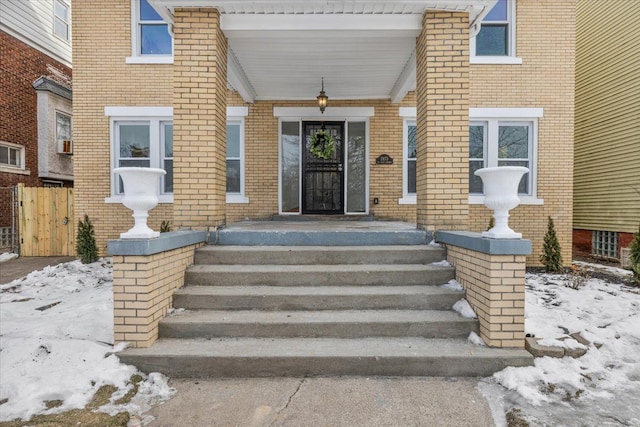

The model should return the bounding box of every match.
[302,122,344,214]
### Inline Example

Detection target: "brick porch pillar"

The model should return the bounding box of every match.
[173,8,227,229]
[415,12,469,231]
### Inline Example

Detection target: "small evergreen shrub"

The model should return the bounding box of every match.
[77,214,98,264]
[160,220,171,233]
[540,216,563,273]
[629,223,640,283]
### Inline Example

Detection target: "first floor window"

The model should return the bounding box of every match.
[226,121,243,194]
[0,142,23,169]
[404,120,417,196]
[114,119,172,195]
[469,119,534,195]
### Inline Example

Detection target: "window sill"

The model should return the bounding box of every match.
[398,195,416,205]
[125,56,173,65]
[469,195,543,205]
[0,166,30,175]
[470,56,523,65]
[105,194,174,204]
[226,194,250,204]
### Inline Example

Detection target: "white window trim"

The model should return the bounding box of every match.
[399,118,417,205]
[105,106,173,203]
[470,0,521,65]
[468,107,544,205]
[55,111,72,154]
[126,0,174,64]
[0,141,29,175]
[104,106,248,204]
[226,118,249,204]
[53,0,70,43]
[398,108,416,204]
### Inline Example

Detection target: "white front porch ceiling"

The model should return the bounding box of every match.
[150,1,496,103]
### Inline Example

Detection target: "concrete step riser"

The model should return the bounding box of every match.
[214,231,429,246]
[118,355,531,378]
[185,269,455,287]
[194,248,444,266]
[159,319,478,339]
[172,293,462,311]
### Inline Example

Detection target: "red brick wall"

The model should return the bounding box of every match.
[0,31,72,227]
[573,228,636,259]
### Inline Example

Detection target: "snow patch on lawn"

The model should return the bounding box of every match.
[480,272,640,426]
[0,259,174,422]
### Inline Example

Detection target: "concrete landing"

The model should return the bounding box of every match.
[213,220,430,246]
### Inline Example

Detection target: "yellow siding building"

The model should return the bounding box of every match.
[574,0,640,261]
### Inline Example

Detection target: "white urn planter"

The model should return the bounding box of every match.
[114,167,166,239]
[475,166,529,239]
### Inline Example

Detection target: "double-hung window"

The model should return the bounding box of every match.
[226,108,249,203]
[469,108,543,205]
[127,0,173,63]
[471,0,521,64]
[0,142,25,171]
[398,108,417,204]
[53,0,70,42]
[105,107,173,203]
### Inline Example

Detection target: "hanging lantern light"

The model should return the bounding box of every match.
[317,77,328,114]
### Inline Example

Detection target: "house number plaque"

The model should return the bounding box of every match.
[375,154,394,165]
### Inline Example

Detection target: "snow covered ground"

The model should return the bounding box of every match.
[0,257,638,425]
[480,270,640,427]
[0,258,174,423]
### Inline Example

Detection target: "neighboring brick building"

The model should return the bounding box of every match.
[73,0,574,265]
[574,0,640,263]
[0,1,73,239]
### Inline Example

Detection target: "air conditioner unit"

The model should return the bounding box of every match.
[620,247,631,268]
[58,140,73,155]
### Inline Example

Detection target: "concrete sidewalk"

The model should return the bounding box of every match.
[147,377,495,427]
[0,256,76,284]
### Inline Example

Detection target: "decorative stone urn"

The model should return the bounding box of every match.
[114,167,166,239]
[475,166,529,239]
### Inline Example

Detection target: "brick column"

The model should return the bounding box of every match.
[173,8,227,229]
[415,12,469,231]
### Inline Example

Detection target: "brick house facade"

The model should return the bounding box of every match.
[0,1,73,234]
[73,0,574,266]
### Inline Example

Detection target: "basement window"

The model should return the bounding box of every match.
[592,231,618,259]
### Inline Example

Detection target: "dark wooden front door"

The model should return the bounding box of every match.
[302,122,344,214]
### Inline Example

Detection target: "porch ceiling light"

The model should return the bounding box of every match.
[317,77,328,114]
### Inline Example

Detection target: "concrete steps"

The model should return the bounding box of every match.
[185,263,455,287]
[159,309,477,339]
[119,236,533,377]
[118,337,533,377]
[173,285,464,311]
[194,245,444,265]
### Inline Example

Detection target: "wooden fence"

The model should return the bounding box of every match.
[18,184,74,256]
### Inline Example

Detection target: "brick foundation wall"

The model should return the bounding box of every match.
[445,244,526,348]
[573,228,636,260]
[112,242,202,348]
[0,30,72,227]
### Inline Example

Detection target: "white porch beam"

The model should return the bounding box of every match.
[227,48,257,103]
[390,50,416,104]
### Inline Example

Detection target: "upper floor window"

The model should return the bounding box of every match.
[127,0,173,63]
[56,112,72,154]
[0,142,25,171]
[471,0,521,64]
[53,0,70,42]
